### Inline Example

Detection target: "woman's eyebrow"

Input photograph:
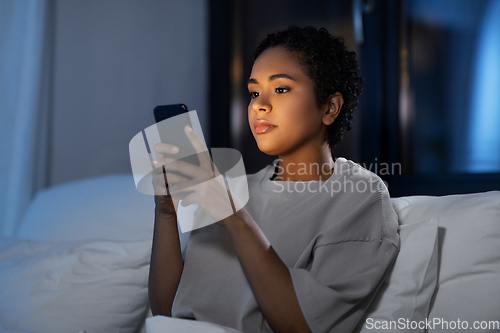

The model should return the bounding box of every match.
[248,73,297,84]
[268,73,297,82]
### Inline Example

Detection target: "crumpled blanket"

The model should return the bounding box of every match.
[146,316,244,333]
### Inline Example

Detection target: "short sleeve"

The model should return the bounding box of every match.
[289,239,398,333]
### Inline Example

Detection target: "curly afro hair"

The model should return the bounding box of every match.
[254,26,363,148]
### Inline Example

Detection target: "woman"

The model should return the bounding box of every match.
[148,26,399,333]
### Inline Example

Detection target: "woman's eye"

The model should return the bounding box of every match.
[275,87,290,94]
[249,91,259,99]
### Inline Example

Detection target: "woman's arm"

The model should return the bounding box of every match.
[148,141,189,317]
[220,209,312,333]
[148,207,184,317]
[153,127,309,329]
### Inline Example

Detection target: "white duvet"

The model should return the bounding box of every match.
[146,316,243,333]
[0,236,151,333]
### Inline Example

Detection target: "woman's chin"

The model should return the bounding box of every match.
[256,142,281,156]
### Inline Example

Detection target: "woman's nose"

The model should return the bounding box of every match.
[253,97,272,113]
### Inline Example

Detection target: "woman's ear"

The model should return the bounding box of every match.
[322,92,344,126]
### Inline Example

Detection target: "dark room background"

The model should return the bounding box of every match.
[1,0,499,234]
[209,0,500,196]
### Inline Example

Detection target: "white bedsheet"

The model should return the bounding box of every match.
[0,236,150,333]
[146,316,243,333]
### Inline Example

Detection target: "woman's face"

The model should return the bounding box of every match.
[247,46,328,157]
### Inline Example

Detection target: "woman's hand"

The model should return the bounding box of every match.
[150,142,187,217]
[154,126,237,222]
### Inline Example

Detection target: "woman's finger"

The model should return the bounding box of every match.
[151,161,190,195]
[171,199,180,211]
[154,142,179,160]
[160,158,212,180]
[180,192,197,207]
[168,189,191,201]
[152,166,189,184]
[152,181,192,198]
[151,160,188,180]
[169,178,206,193]
[152,171,188,188]
[153,158,188,177]
[184,126,212,169]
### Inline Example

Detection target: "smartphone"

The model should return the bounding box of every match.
[153,104,200,167]
[154,103,188,123]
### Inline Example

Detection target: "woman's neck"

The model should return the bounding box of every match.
[274,146,334,181]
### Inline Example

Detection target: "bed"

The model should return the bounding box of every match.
[0,174,498,332]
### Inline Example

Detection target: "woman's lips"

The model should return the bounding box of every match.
[254,119,277,134]
[255,125,277,134]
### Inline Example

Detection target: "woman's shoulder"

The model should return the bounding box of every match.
[240,157,390,197]
[318,158,399,247]
[333,158,385,183]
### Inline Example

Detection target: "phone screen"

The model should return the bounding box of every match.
[153,104,200,167]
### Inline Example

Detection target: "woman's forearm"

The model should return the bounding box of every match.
[222,210,311,333]
[148,209,184,316]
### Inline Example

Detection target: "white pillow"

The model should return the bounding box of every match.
[391,191,500,331]
[17,174,155,241]
[358,218,439,333]
[0,323,31,333]
[0,236,151,333]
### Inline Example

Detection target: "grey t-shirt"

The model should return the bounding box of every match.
[172,158,400,333]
